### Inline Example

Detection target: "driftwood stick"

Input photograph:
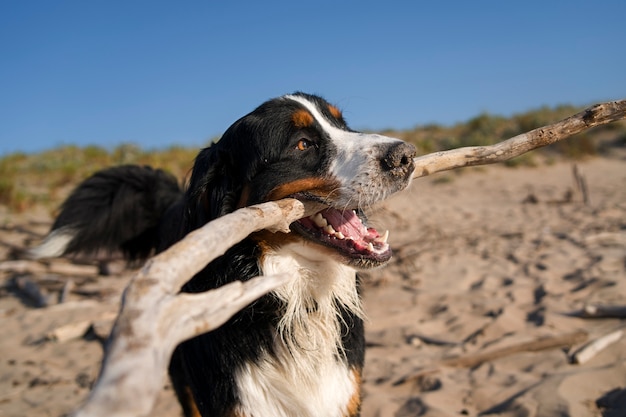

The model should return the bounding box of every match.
[135,198,312,295]
[572,164,590,205]
[72,199,315,417]
[571,329,623,364]
[566,304,626,319]
[394,331,590,386]
[412,99,626,178]
[0,260,46,274]
[440,330,588,368]
[59,278,74,304]
[166,273,292,343]
[77,275,289,417]
[47,312,117,342]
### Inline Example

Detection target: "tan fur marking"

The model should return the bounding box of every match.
[236,184,251,208]
[184,386,202,417]
[266,177,339,201]
[328,104,343,119]
[253,230,302,251]
[345,368,362,417]
[292,109,314,127]
[252,229,340,268]
[252,230,303,272]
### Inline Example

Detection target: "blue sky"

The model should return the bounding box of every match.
[1,1,625,155]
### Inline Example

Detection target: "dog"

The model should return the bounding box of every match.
[31,92,416,417]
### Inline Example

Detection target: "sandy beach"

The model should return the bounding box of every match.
[1,156,625,417]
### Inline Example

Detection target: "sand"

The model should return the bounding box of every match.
[1,156,625,417]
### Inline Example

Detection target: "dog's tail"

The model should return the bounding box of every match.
[29,165,183,261]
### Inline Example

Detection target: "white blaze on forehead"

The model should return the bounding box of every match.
[285,95,404,198]
[284,94,401,148]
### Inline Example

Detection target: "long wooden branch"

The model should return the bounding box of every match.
[441,330,588,368]
[412,99,626,178]
[393,330,589,386]
[72,199,320,417]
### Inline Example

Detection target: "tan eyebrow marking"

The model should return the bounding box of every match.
[267,177,340,201]
[291,109,314,127]
[328,104,342,119]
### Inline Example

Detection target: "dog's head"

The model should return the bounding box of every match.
[185,92,416,268]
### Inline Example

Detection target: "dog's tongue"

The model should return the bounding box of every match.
[296,206,391,261]
[321,208,379,241]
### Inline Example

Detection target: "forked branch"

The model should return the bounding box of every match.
[72,199,320,417]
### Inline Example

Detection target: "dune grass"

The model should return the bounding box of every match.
[1,105,624,213]
[0,144,199,213]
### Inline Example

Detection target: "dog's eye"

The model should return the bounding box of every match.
[296,138,315,151]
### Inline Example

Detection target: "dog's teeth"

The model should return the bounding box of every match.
[378,230,389,244]
[367,242,375,252]
[312,213,327,228]
[335,231,345,239]
[324,225,336,235]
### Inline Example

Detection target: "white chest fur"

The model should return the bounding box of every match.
[234,242,362,417]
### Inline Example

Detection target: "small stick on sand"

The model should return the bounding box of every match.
[59,279,74,304]
[440,330,588,368]
[572,164,590,205]
[46,312,118,342]
[581,304,626,319]
[394,331,589,386]
[571,329,624,364]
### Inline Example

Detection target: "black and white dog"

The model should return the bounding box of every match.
[32,93,416,417]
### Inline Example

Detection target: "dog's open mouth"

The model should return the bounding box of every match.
[292,206,392,265]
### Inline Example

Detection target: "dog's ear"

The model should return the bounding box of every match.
[183,143,242,231]
[183,108,273,232]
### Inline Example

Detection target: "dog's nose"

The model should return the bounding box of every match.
[382,142,416,176]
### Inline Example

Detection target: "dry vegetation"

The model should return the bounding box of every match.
[1,105,624,214]
[0,144,198,213]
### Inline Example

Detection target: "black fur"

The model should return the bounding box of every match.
[171,239,365,415]
[52,165,181,260]
[168,93,366,415]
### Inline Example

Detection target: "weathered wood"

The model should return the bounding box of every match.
[572,164,590,205]
[567,304,626,319]
[394,330,590,386]
[46,312,117,342]
[72,199,316,417]
[412,99,626,178]
[571,329,624,364]
[440,330,588,368]
[0,260,46,274]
